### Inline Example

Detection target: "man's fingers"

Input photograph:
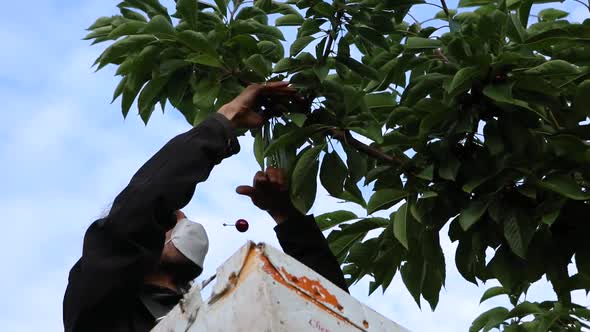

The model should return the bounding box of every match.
[263,81,290,89]
[253,171,269,186]
[266,167,287,190]
[236,185,256,197]
[266,167,279,184]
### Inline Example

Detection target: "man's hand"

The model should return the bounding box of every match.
[218,82,297,129]
[236,167,302,225]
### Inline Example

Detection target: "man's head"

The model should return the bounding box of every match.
[158,211,208,287]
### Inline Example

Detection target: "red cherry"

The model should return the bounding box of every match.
[235,219,249,233]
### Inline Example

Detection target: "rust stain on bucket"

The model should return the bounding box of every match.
[279,267,344,311]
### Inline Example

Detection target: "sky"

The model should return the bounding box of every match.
[0,0,588,331]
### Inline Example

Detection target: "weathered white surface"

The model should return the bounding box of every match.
[153,242,410,332]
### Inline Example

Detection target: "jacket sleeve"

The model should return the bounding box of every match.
[63,114,240,330]
[274,215,349,292]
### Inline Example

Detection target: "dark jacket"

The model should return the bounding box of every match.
[63,114,347,332]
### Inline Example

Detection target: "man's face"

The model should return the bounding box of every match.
[161,211,189,264]
[156,211,203,285]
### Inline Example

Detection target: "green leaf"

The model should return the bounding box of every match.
[298,18,326,37]
[111,76,127,103]
[254,130,265,170]
[343,145,367,183]
[393,202,409,249]
[367,189,407,215]
[458,0,495,7]
[439,156,460,181]
[364,93,397,111]
[523,60,581,77]
[538,174,590,200]
[328,230,367,260]
[121,9,147,22]
[401,73,449,106]
[232,20,286,40]
[417,165,434,181]
[312,2,335,17]
[480,286,507,303]
[507,301,544,319]
[265,124,327,155]
[193,80,220,108]
[138,76,170,124]
[273,58,298,73]
[121,74,148,118]
[542,210,560,226]
[214,0,228,16]
[316,210,358,231]
[159,59,189,76]
[320,151,348,196]
[405,37,442,49]
[400,259,425,308]
[286,113,307,127]
[176,0,197,28]
[483,83,534,111]
[84,26,114,41]
[574,80,590,114]
[313,64,329,81]
[254,0,272,12]
[469,307,509,332]
[357,26,389,49]
[108,21,147,39]
[538,8,569,22]
[447,67,481,99]
[186,54,224,68]
[178,31,215,54]
[88,16,114,30]
[246,54,271,77]
[459,199,488,231]
[509,13,527,43]
[118,0,169,19]
[291,36,315,57]
[329,219,387,259]
[337,187,367,208]
[276,13,305,26]
[143,15,175,37]
[291,145,325,213]
[503,212,532,259]
[235,6,266,21]
[336,56,379,81]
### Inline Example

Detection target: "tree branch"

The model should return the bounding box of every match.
[574,0,590,12]
[440,0,450,17]
[328,129,406,166]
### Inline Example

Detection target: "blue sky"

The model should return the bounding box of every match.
[0,0,588,331]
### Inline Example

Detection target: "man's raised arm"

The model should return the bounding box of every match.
[64,82,297,331]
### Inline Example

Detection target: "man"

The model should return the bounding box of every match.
[63,82,348,332]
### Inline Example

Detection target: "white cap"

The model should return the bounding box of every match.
[169,218,209,269]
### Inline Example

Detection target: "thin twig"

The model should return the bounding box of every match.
[328,129,406,166]
[440,0,450,17]
[407,12,420,24]
[573,0,590,12]
[424,2,445,10]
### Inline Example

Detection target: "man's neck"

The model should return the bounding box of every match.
[144,272,179,293]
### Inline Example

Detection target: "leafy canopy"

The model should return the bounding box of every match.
[86,0,590,330]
